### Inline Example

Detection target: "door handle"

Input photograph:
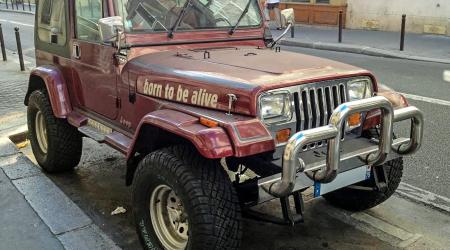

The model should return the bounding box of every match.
[73,43,81,59]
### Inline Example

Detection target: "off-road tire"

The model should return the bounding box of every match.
[323,129,403,211]
[132,145,242,250]
[27,90,82,172]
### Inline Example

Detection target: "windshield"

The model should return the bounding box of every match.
[115,0,262,33]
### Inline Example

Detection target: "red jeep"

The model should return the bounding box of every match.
[25,0,423,249]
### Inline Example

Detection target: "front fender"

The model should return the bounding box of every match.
[363,84,409,129]
[25,66,72,118]
[127,109,234,160]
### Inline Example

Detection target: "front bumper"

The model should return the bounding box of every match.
[260,96,423,199]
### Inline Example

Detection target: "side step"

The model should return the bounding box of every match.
[78,120,113,142]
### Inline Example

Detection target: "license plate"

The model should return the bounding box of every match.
[314,165,371,197]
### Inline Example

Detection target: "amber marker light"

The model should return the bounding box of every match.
[347,113,362,127]
[276,128,291,144]
[199,117,219,128]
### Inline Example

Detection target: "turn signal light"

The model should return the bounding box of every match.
[347,113,362,127]
[276,128,291,144]
[199,117,219,128]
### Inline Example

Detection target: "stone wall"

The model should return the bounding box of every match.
[346,0,450,36]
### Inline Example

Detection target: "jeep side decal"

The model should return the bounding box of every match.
[139,79,219,108]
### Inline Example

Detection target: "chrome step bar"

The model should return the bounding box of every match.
[262,96,424,198]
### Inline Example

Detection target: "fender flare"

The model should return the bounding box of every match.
[127,109,234,160]
[25,66,72,118]
[363,84,409,129]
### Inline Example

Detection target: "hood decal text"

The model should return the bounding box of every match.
[140,79,218,108]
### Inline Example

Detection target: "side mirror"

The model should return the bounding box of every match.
[98,16,124,44]
[444,70,450,82]
[281,8,295,26]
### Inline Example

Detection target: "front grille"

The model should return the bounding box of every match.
[293,82,347,150]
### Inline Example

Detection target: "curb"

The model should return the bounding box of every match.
[0,8,34,15]
[0,127,121,249]
[280,39,450,65]
[1,48,36,71]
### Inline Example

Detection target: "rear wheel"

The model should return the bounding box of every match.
[323,158,403,211]
[132,145,242,250]
[27,90,82,172]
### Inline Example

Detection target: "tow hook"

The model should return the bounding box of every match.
[372,165,389,192]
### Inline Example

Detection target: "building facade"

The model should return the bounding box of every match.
[274,0,450,36]
[346,0,450,36]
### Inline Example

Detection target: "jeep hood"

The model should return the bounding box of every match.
[123,47,372,116]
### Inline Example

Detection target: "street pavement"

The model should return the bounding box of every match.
[0,2,35,13]
[0,11,449,250]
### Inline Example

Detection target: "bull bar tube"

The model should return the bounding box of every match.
[263,96,424,198]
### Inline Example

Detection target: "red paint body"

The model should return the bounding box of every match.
[27,0,406,160]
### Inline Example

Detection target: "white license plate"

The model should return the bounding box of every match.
[313,165,371,197]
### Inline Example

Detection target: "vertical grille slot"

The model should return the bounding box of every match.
[325,87,333,121]
[317,88,326,126]
[339,84,346,103]
[332,86,339,108]
[301,90,310,130]
[293,92,301,132]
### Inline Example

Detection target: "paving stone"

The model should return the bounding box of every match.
[0,169,64,250]
[13,175,93,235]
[58,224,121,250]
[0,136,19,157]
[0,154,42,179]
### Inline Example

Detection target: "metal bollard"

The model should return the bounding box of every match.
[15,0,19,10]
[290,25,295,38]
[400,14,406,51]
[0,24,7,61]
[5,0,9,9]
[14,27,25,71]
[28,0,31,11]
[22,0,25,11]
[338,11,343,43]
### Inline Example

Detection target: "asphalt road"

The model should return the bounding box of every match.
[0,11,35,58]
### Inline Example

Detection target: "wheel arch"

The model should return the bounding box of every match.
[125,109,234,185]
[24,66,72,118]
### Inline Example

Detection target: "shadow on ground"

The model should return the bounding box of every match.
[21,139,394,250]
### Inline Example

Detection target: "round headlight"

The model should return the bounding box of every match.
[348,78,372,101]
[259,91,293,124]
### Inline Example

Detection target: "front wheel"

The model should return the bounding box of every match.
[132,145,242,250]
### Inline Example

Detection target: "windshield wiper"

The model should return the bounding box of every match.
[168,0,193,38]
[228,0,253,35]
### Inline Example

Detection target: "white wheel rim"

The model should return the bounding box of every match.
[150,184,189,250]
[35,110,48,154]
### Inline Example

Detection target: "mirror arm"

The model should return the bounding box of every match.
[268,22,292,48]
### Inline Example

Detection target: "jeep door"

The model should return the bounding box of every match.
[70,0,118,119]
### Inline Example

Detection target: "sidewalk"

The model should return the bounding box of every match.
[0,2,35,14]
[0,52,120,250]
[273,24,450,64]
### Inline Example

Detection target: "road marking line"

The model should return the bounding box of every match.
[400,92,450,106]
[396,182,450,213]
[0,19,34,27]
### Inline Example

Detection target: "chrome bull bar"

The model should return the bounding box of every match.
[263,96,424,198]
